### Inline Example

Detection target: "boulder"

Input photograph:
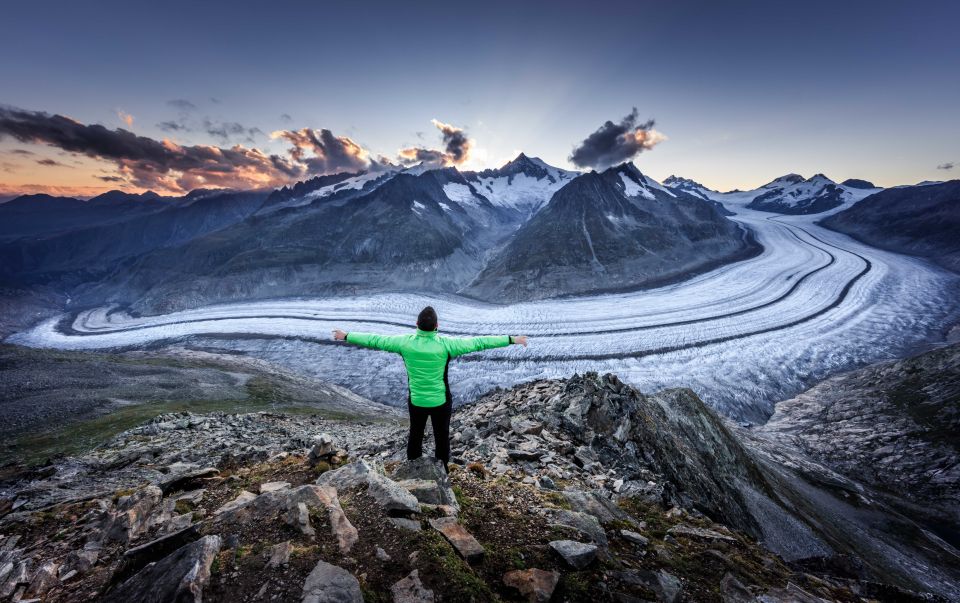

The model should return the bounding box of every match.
[0,559,31,598]
[549,540,597,569]
[620,529,649,547]
[562,490,635,524]
[391,569,435,603]
[317,460,420,515]
[547,509,608,546]
[429,517,484,563]
[503,568,560,602]
[301,560,362,603]
[720,572,754,603]
[105,485,164,543]
[617,569,682,603]
[103,535,221,603]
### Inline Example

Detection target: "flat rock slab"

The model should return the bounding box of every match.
[549,540,597,570]
[429,517,484,563]
[503,568,560,602]
[214,490,257,515]
[301,560,362,603]
[267,541,292,568]
[259,481,291,493]
[103,535,221,603]
[547,509,608,546]
[620,529,649,547]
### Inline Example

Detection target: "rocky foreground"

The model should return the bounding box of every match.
[0,373,955,602]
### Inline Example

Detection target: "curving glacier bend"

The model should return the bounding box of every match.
[8,203,959,421]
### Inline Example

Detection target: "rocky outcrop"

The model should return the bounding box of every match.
[102,535,221,603]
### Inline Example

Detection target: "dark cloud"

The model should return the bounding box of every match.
[0,105,369,193]
[10,148,34,155]
[568,108,666,170]
[270,128,371,175]
[36,158,71,168]
[157,120,188,132]
[280,113,293,123]
[937,162,954,171]
[97,175,126,183]
[167,99,197,111]
[203,119,263,144]
[397,119,472,167]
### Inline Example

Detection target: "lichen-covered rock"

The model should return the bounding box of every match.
[503,568,560,602]
[548,540,597,569]
[390,569,435,603]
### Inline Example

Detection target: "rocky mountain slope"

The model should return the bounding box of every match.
[463,153,578,217]
[820,180,960,273]
[85,168,517,313]
[1,368,955,601]
[759,342,960,549]
[463,164,760,302]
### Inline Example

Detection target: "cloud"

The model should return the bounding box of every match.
[568,108,667,169]
[0,105,371,193]
[36,158,72,168]
[270,128,371,175]
[117,110,134,127]
[97,175,126,183]
[937,162,954,170]
[397,119,473,167]
[280,113,293,123]
[157,120,188,132]
[204,119,263,144]
[10,148,34,155]
[167,99,197,111]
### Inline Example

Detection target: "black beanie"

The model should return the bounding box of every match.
[417,306,438,331]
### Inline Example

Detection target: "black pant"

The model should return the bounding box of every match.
[407,398,452,468]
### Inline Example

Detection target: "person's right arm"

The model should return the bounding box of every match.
[332,329,406,353]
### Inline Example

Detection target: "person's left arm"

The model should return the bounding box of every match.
[443,335,528,358]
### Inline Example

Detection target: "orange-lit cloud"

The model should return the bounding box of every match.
[117,110,134,127]
[0,106,376,194]
[569,108,666,169]
[398,119,472,167]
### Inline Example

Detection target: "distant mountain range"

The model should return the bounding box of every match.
[820,180,960,272]
[662,173,881,215]
[1,155,955,313]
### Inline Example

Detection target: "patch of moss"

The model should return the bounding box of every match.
[417,530,498,602]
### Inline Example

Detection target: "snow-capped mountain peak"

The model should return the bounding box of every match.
[463,153,578,214]
[609,163,676,200]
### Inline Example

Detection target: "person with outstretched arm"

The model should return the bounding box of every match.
[332,306,527,472]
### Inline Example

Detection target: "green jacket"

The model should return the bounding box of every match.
[345,329,511,407]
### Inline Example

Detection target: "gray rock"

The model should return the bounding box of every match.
[390,517,423,532]
[619,529,649,547]
[720,572,754,603]
[548,540,597,569]
[267,541,292,568]
[259,481,291,493]
[562,489,634,524]
[390,569,435,603]
[0,559,31,598]
[301,560,362,603]
[25,560,59,598]
[103,535,221,603]
[317,460,420,515]
[288,501,315,538]
[548,509,608,546]
[309,433,336,466]
[375,546,391,562]
[213,490,257,516]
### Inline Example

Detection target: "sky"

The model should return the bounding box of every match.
[1,0,958,198]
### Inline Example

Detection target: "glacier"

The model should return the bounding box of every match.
[7,203,959,421]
